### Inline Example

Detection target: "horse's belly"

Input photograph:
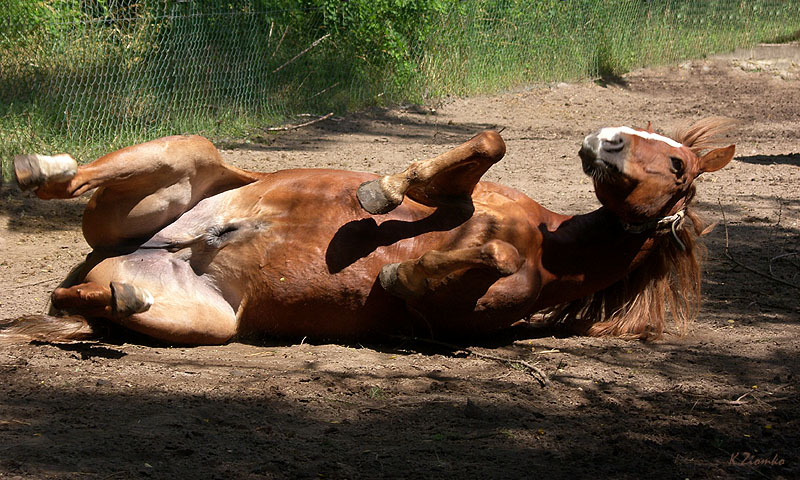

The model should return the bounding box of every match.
[229,231,541,339]
[146,171,538,338]
[218,218,414,338]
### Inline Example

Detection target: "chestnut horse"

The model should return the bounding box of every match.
[3,119,735,345]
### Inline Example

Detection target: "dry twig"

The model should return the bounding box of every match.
[11,276,61,289]
[770,252,798,277]
[388,335,550,387]
[272,33,331,73]
[467,350,550,387]
[717,200,800,290]
[310,81,340,99]
[264,112,334,131]
[270,25,288,58]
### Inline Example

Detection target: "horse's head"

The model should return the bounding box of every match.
[552,119,737,340]
[579,120,735,224]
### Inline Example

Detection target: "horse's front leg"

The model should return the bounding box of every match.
[380,239,524,301]
[357,130,505,214]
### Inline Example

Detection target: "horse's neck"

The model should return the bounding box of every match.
[535,207,657,308]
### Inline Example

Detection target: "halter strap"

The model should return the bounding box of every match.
[621,209,687,251]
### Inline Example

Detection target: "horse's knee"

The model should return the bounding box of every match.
[379,262,425,301]
[480,239,523,276]
[416,250,447,274]
[473,130,506,162]
[379,240,523,303]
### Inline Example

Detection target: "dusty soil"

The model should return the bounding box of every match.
[1,44,799,479]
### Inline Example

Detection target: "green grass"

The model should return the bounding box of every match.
[2,0,799,180]
[409,0,800,98]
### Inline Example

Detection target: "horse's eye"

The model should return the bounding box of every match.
[669,156,685,176]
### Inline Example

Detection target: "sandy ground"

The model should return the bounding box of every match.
[1,44,798,479]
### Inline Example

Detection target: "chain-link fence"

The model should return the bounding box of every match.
[2,0,799,178]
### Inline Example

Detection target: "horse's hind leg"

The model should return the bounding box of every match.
[52,255,238,345]
[357,130,506,214]
[51,282,152,318]
[14,135,260,248]
[14,135,255,199]
[13,153,78,192]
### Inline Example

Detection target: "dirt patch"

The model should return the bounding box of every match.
[1,45,799,479]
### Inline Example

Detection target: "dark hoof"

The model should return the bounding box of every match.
[357,180,401,215]
[110,282,153,317]
[13,154,77,191]
[379,263,422,301]
[13,155,43,191]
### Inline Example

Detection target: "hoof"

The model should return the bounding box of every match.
[357,180,402,215]
[379,263,423,301]
[13,154,77,191]
[110,282,154,317]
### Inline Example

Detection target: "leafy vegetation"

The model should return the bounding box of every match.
[2,0,799,177]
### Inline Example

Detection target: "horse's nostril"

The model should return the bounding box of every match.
[602,135,625,153]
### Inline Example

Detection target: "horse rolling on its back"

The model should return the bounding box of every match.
[3,118,735,345]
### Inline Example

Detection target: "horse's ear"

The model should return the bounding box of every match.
[698,145,735,173]
[646,121,654,133]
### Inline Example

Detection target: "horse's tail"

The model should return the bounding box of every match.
[0,315,100,344]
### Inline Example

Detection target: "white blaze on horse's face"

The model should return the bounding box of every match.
[580,126,684,177]
[598,127,683,148]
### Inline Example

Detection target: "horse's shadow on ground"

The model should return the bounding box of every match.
[5,327,798,479]
[78,317,565,356]
[236,320,567,356]
[32,340,127,360]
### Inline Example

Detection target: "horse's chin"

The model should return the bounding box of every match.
[584,161,628,189]
[580,146,624,180]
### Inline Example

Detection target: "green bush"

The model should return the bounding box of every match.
[1,0,799,178]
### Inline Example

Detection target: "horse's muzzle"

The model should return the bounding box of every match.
[580,131,627,176]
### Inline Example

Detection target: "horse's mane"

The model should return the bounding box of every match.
[673,117,737,156]
[543,118,734,340]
